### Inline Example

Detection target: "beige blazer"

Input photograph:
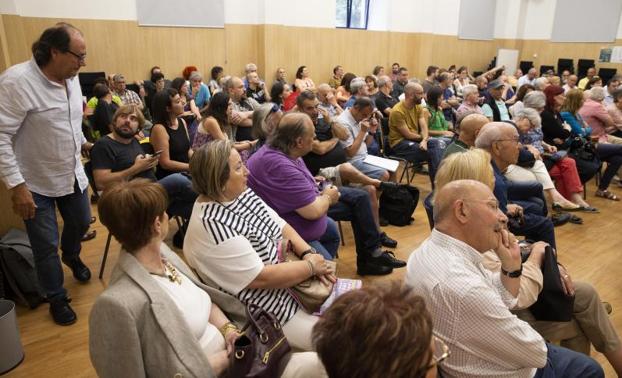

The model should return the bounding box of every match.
[89,244,247,378]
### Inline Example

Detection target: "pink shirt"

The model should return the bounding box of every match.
[607,103,622,132]
[578,99,614,142]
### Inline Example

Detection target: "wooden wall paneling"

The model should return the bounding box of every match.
[0,15,11,71]
[0,185,25,235]
[2,14,29,66]
[518,39,622,73]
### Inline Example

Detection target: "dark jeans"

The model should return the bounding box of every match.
[24,180,91,301]
[392,139,431,186]
[506,180,548,216]
[309,217,340,260]
[327,186,381,264]
[596,143,622,190]
[535,343,603,378]
[158,173,197,220]
[427,137,453,188]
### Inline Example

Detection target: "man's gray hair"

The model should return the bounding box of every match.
[515,108,541,129]
[349,78,367,95]
[462,84,478,97]
[474,122,517,150]
[377,75,391,88]
[589,86,606,102]
[523,91,546,110]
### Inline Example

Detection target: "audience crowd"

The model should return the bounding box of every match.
[2,22,621,378]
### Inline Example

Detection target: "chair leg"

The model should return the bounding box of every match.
[99,232,113,279]
[338,221,345,246]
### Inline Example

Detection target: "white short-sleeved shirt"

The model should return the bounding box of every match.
[184,188,300,325]
[337,109,367,162]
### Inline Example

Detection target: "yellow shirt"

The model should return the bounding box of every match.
[388,101,423,147]
[577,77,589,90]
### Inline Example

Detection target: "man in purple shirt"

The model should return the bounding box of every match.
[247,113,405,276]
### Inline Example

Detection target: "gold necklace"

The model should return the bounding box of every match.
[151,259,182,285]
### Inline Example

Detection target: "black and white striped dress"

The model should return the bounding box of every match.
[184,188,300,325]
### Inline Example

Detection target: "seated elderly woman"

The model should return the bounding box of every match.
[250,102,284,153]
[433,149,622,376]
[184,139,336,352]
[90,179,324,378]
[313,282,444,378]
[508,105,596,212]
[90,179,244,377]
[561,89,622,200]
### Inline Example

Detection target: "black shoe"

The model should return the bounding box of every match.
[379,181,399,191]
[369,250,406,268]
[62,256,91,282]
[379,217,389,227]
[550,212,571,227]
[380,232,398,248]
[357,260,393,276]
[90,216,96,224]
[81,229,97,242]
[49,298,77,326]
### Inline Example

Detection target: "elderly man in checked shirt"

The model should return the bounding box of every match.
[405,179,603,378]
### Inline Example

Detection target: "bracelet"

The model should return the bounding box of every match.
[306,260,315,277]
[219,322,239,337]
[299,247,317,260]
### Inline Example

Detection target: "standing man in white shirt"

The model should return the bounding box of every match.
[0,23,93,326]
[405,179,604,378]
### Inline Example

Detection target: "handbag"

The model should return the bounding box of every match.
[566,136,601,183]
[277,239,336,313]
[529,245,575,322]
[229,303,291,378]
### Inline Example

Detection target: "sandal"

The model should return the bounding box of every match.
[595,190,620,201]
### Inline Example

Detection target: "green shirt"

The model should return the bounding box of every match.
[426,106,449,131]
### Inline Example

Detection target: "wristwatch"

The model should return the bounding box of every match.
[501,265,522,278]
[299,247,318,259]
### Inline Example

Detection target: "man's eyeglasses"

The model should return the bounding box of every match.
[66,50,86,62]
[414,336,451,378]
[496,137,520,145]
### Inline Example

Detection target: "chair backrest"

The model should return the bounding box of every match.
[557,58,574,75]
[577,59,595,78]
[519,61,534,74]
[78,72,106,99]
[598,68,617,86]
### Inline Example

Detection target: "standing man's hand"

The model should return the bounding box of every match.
[11,183,36,219]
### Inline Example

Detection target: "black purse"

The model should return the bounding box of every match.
[529,246,575,322]
[228,303,291,378]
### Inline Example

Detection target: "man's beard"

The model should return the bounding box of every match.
[114,124,137,139]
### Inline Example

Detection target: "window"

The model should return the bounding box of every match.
[336,0,370,29]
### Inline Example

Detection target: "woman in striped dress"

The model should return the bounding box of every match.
[183,139,335,352]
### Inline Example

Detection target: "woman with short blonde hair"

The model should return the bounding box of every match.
[185,140,335,352]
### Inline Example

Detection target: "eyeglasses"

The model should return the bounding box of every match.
[66,50,86,62]
[495,137,520,145]
[414,336,451,378]
[463,198,500,212]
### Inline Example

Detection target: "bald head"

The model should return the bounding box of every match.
[433,179,491,224]
[459,114,489,146]
[474,122,517,151]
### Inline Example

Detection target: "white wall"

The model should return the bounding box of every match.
[2,0,622,40]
